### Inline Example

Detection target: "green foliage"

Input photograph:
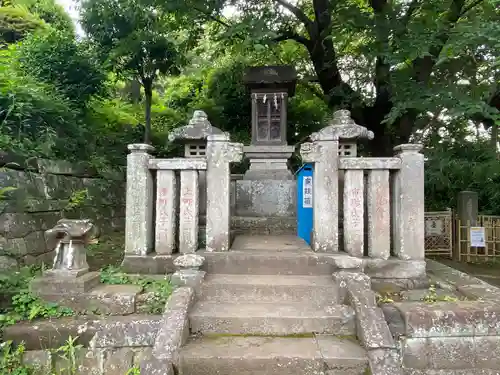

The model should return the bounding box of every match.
[0,341,34,375]
[125,367,141,375]
[0,266,74,330]
[54,335,82,375]
[62,189,89,215]
[19,0,74,34]
[0,45,85,159]
[0,5,45,44]
[100,266,173,314]
[422,284,459,304]
[80,0,191,142]
[425,139,500,214]
[19,29,107,104]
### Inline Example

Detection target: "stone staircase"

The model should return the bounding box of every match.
[177,235,369,375]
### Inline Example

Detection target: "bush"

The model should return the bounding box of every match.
[19,29,107,104]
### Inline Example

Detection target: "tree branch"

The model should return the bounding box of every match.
[459,0,485,17]
[192,5,232,29]
[275,0,313,29]
[412,0,466,83]
[393,0,422,42]
[274,31,312,49]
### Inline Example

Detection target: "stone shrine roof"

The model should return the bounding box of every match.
[168,110,223,144]
[243,65,297,96]
[310,110,375,142]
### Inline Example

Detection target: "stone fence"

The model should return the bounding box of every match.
[300,111,424,264]
[0,153,125,269]
[125,134,243,259]
[124,110,424,269]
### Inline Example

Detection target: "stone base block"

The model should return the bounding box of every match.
[171,270,206,291]
[121,254,177,274]
[363,258,426,280]
[34,284,142,315]
[231,216,296,235]
[30,272,101,294]
[234,180,296,217]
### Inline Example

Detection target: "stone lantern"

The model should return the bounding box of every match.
[242,65,297,180]
[168,111,223,217]
[168,110,223,158]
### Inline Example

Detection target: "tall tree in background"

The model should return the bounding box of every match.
[80,0,190,144]
[174,0,500,155]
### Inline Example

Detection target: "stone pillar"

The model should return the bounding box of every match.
[343,169,364,257]
[457,191,478,226]
[367,170,390,259]
[455,191,479,260]
[125,144,155,255]
[179,170,199,254]
[155,170,177,254]
[301,139,340,252]
[206,134,244,252]
[392,144,424,260]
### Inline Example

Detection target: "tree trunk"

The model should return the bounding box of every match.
[143,78,153,144]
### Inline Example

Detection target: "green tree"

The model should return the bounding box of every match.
[80,0,191,144]
[0,0,73,44]
[19,29,106,104]
[171,0,500,155]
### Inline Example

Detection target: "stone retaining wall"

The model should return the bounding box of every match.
[383,260,500,374]
[0,152,125,269]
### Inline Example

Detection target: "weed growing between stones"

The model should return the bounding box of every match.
[100,266,174,314]
[0,266,74,330]
[422,284,459,303]
[0,337,142,375]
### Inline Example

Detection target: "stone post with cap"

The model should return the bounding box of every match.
[300,110,374,253]
[392,143,425,260]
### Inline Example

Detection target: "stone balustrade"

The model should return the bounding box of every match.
[300,111,424,262]
[125,134,243,256]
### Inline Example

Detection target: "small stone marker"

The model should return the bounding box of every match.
[44,219,99,277]
[31,219,101,296]
[172,254,206,289]
[174,254,205,271]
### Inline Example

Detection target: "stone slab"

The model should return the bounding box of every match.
[4,315,158,350]
[121,254,176,274]
[363,258,426,279]
[90,316,162,348]
[180,335,323,375]
[401,336,500,370]
[199,274,340,305]
[153,287,194,367]
[230,234,310,251]
[148,158,207,170]
[231,216,296,235]
[199,250,332,275]
[180,334,368,375]
[339,157,401,170]
[189,301,356,335]
[393,300,500,338]
[234,180,296,217]
[30,271,101,294]
[315,335,368,371]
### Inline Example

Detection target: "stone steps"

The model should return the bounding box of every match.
[189,301,355,335]
[198,274,340,305]
[199,251,332,275]
[179,335,369,375]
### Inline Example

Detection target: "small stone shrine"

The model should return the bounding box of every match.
[242,65,297,181]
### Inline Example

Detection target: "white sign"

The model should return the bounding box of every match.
[302,176,313,208]
[470,227,486,247]
[425,219,443,236]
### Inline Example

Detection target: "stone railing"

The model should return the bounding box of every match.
[301,111,424,262]
[125,134,243,257]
